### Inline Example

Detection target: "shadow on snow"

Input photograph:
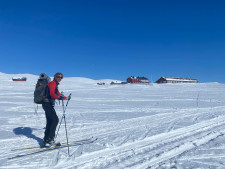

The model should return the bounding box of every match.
[13,127,43,147]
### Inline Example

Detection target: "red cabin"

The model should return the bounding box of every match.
[126,76,149,84]
[12,77,27,81]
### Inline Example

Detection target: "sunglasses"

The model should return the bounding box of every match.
[56,76,63,79]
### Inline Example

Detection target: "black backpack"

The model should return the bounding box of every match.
[34,73,51,104]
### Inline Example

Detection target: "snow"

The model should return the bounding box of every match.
[1,72,225,168]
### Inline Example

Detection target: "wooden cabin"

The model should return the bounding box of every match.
[127,76,150,84]
[12,77,27,81]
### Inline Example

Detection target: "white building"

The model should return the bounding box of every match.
[155,77,198,84]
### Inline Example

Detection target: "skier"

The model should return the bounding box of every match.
[42,72,68,146]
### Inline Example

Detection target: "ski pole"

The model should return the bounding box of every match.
[62,99,70,155]
[55,116,63,139]
[64,93,72,112]
[55,94,72,139]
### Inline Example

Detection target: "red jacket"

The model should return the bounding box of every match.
[47,80,67,100]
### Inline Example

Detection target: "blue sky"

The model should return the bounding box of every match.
[0,0,224,82]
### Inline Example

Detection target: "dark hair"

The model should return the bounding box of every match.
[54,72,63,79]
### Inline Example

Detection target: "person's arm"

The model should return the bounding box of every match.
[48,82,60,99]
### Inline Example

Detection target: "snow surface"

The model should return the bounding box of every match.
[1,72,225,168]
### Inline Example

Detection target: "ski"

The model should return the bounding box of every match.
[11,136,95,151]
[9,137,97,159]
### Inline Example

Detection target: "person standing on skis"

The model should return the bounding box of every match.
[42,72,68,146]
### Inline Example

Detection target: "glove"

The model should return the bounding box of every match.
[58,94,64,100]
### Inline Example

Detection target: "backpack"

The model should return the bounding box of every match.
[34,73,51,104]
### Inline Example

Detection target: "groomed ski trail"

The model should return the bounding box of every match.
[55,114,225,169]
[2,107,225,168]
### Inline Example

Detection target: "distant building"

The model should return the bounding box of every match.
[110,81,127,85]
[155,77,198,84]
[97,82,105,85]
[12,77,27,81]
[127,76,150,84]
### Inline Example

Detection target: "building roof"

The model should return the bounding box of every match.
[161,77,197,82]
[128,76,148,80]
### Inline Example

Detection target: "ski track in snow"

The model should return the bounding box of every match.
[1,73,225,168]
[53,115,225,169]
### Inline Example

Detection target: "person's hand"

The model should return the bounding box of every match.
[58,94,64,100]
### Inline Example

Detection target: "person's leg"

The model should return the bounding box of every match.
[48,106,59,141]
[42,103,58,142]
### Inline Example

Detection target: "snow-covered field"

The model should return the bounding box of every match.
[1,72,225,169]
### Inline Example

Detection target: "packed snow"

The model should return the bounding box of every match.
[1,72,225,168]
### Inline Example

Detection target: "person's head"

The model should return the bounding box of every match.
[54,72,63,82]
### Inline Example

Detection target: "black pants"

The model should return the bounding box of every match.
[42,102,59,142]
